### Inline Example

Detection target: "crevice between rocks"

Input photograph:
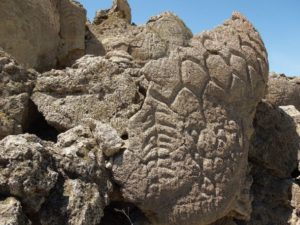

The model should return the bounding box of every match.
[25,100,60,142]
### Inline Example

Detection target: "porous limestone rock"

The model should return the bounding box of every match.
[0,134,58,213]
[248,102,300,225]
[50,119,118,184]
[32,55,145,135]
[0,1,275,224]
[266,73,300,111]
[63,179,104,225]
[112,12,268,225]
[0,197,31,225]
[0,0,86,71]
[90,1,192,62]
[250,101,299,178]
[38,121,113,225]
[0,50,36,139]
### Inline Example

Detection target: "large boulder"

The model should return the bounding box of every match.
[0,0,86,71]
[112,12,268,225]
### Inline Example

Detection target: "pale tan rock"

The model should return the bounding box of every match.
[0,134,58,213]
[63,179,104,225]
[0,0,60,71]
[290,183,300,225]
[0,0,86,71]
[266,73,300,111]
[0,50,36,139]
[39,121,112,225]
[32,55,145,135]
[112,12,268,225]
[57,0,87,67]
[90,2,192,63]
[0,197,31,225]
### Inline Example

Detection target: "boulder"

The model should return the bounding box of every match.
[31,55,145,135]
[90,1,192,63]
[248,102,300,225]
[0,134,58,213]
[112,12,268,225]
[266,73,300,111]
[38,120,114,225]
[0,0,86,71]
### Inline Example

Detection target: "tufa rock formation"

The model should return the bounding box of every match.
[266,72,300,111]
[1,0,300,225]
[0,0,86,71]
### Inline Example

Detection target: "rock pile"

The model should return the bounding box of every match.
[0,0,299,225]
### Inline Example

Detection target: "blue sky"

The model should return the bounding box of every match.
[78,0,300,76]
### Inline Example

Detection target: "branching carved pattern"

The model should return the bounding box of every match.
[113,13,268,225]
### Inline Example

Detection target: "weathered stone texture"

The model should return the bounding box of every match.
[266,73,300,111]
[112,12,268,225]
[247,102,300,225]
[31,55,145,135]
[0,134,58,213]
[0,50,36,139]
[0,197,31,225]
[1,1,290,225]
[0,0,86,71]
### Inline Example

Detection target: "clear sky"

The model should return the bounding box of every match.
[78,0,300,76]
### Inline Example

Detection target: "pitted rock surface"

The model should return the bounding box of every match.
[35,121,113,225]
[0,50,36,139]
[63,179,104,225]
[112,12,268,225]
[266,73,300,111]
[90,2,192,63]
[0,134,58,213]
[0,1,279,224]
[247,102,300,225]
[0,197,31,225]
[31,55,145,135]
[0,0,86,71]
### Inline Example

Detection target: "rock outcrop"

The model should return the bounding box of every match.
[0,50,36,139]
[247,102,300,225]
[0,0,86,71]
[31,55,145,135]
[266,73,300,111]
[90,0,192,63]
[8,1,300,225]
[112,12,268,225]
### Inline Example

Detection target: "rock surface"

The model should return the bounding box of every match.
[0,50,36,139]
[32,55,144,135]
[90,1,192,63]
[0,197,31,225]
[0,134,58,213]
[0,0,86,71]
[266,73,300,111]
[112,12,268,225]
[7,1,300,225]
[247,102,300,225]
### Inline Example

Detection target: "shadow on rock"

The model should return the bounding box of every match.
[246,100,300,225]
